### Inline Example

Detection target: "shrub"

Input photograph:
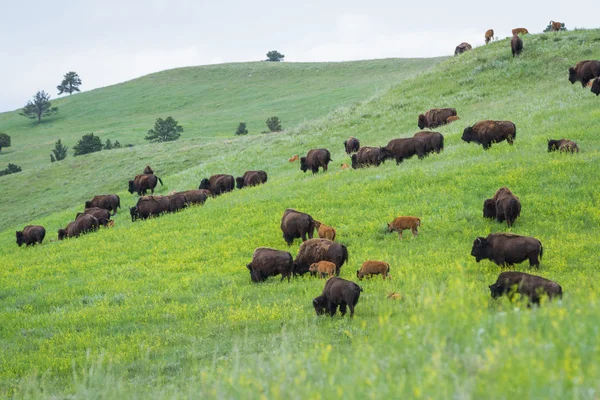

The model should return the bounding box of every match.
[235,122,248,135]
[51,139,68,162]
[266,116,283,132]
[0,163,22,176]
[145,117,183,142]
[73,133,103,156]
[0,132,11,153]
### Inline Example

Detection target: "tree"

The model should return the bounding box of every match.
[0,163,22,176]
[114,140,121,148]
[73,133,103,156]
[145,117,183,142]
[0,133,10,153]
[544,22,567,32]
[19,91,58,123]
[266,50,285,62]
[104,139,113,150]
[266,116,283,132]
[51,139,68,161]
[235,122,248,135]
[57,71,82,95]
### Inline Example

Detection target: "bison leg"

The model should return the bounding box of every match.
[339,302,347,317]
[412,227,418,237]
[323,163,328,171]
[335,265,341,277]
[395,157,403,165]
[482,142,491,150]
[327,300,337,317]
[529,253,540,268]
[301,231,308,242]
[398,230,403,240]
[507,135,514,145]
[283,234,294,246]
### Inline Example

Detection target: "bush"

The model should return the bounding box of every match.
[104,139,113,150]
[73,133,103,156]
[235,122,248,135]
[0,163,22,176]
[266,116,283,132]
[266,50,285,62]
[0,132,11,153]
[145,117,183,142]
[51,139,68,162]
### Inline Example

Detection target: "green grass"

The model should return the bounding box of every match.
[1,29,600,399]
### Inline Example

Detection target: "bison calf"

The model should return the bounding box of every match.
[547,139,579,153]
[357,260,390,280]
[314,220,336,241]
[489,271,562,305]
[471,233,543,268]
[313,277,362,317]
[16,225,46,247]
[512,28,529,35]
[387,216,420,240]
[246,248,294,282]
[485,29,494,44]
[309,261,336,278]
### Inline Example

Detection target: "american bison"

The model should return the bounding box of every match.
[130,195,170,222]
[483,187,521,227]
[76,207,112,227]
[357,260,390,280]
[485,29,494,44]
[16,225,46,247]
[351,146,386,169]
[454,42,472,56]
[418,108,457,129]
[591,77,600,95]
[550,21,562,32]
[84,194,120,215]
[568,60,600,87]
[199,174,235,195]
[280,209,315,245]
[446,115,460,124]
[313,277,362,318]
[246,248,294,282]
[128,174,163,196]
[58,214,99,240]
[462,120,517,149]
[489,271,562,305]
[547,139,579,153]
[414,131,444,154]
[180,189,211,205]
[380,137,427,164]
[288,155,299,162]
[294,238,348,276]
[309,261,337,278]
[471,233,543,268]
[387,216,420,240]
[300,148,332,174]
[341,163,350,170]
[512,28,529,35]
[343,137,360,154]
[167,192,188,212]
[236,170,268,189]
[511,34,523,57]
[143,165,154,174]
[314,220,336,241]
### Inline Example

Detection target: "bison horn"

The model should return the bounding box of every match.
[312,299,318,306]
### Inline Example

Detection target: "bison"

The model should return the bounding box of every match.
[547,139,579,153]
[236,170,268,189]
[288,155,299,162]
[485,29,494,44]
[512,28,529,35]
[418,108,457,129]
[387,216,420,240]
[130,195,170,222]
[414,131,444,154]
[281,209,315,245]
[199,174,235,195]
[58,214,99,240]
[550,21,562,32]
[568,60,600,87]
[309,261,337,278]
[246,248,294,282]
[313,277,362,318]
[128,174,163,196]
[471,233,543,268]
[351,146,386,169]
[300,148,332,174]
[454,42,472,56]
[314,220,336,241]
[294,238,348,276]
[357,260,390,280]
[462,120,517,149]
[511,34,523,57]
[591,77,600,95]
[380,137,427,164]
[483,187,521,227]
[143,165,154,174]
[489,271,562,305]
[446,115,460,124]
[84,194,120,215]
[180,189,211,205]
[167,192,188,212]
[343,137,360,154]
[16,225,46,247]
[341,163,350,170]
[76,207,112,227]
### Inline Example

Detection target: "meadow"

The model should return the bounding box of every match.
[1,29,600,398]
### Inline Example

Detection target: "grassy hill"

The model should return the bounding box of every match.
[2,29,600,398]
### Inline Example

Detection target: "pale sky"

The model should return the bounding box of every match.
[1,0,596,112]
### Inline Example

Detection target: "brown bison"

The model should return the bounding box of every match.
[313,277,362,318]
[84,194,120,215]
[489,271,562,305]
[547,139,579,153]
[143,165,154,174]
[568,60,600,87]
[511,34,523,57]
[16,225,46,247]
[381,137,427,164]
[236,170,268,189]
[446,115,460,124]
[300,148,332,174]
[462,120,516,149]
[387,216,421,240]
[418,108,457,129]
[76,207,112,227]
[512,28,529,35]
[199,174,235,195]
[180,189,211,205]
[351,146,386,169]
[471,233,543,268]
[294,238,348,276]
[550,21,562,32]
[485,29,494,44]
[483,187,521,227]
[128,174,163,196]
[314,220,336,241]
[167,192,188,212]
[246,248,294,282]
[454,42,472,56]
[309,261,337,278]
[341,163,350,170]
[414,131,444,154]
[281,209,315,245]
[357,260,390,280]
[343,137,360,154]
[130,195,170,222]
[58,214,99,240]
[591,77,600,95]
[288,155,299,162]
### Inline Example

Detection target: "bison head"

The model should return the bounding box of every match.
[568,67,577,84]
[84,201,92,208]
[128,180,135,194]
[235,177,245,189]
[300,157,308,172]
[471,237,490,262]
[129,206,139,222]
[461,127,474,143]
[488,282,505,299]
[591,78,600,96]
[198,178,210,190]
[57,229,66,241]
[483,199,496,218]
[15,231,24,246]
[343,140,348,151]
[312,295,327,315]
[309,263,319,274]
[356,270,365,280]
[350,154,358,169]
[417,114,426,129]
[547,139,560,152]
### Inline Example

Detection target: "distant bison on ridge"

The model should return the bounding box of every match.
[485,29,494,44]
[84,194,120,215]
[281,209,315,245]
[568,60,600,87]
[344,137,360,154]
[462,120,516,149]
[246,247,294,282]
[313,277,362,318]
[511,34,523,57]
[199,174,235,195]
[294,238,348,276]
[454,42,472,56]
[418,108,457,129]
[236,170,268,189]
[300,148,332,174]
[483,187,521,227]
[471,233,543,268]
[128,174,163,196]
[16,225,46,247]
[489,271,562,305]
[547,139,579,153]
[512,28,529,35]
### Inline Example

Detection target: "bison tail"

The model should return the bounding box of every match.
[512,123,517,139]
[358,285,364,292]
[539,242,544,260]
[341,244,349,266]
[157,176,164,186]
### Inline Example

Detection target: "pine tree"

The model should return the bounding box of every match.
[266,50,285,62]
[266,116,283,132]
[145,117,183,142]
[0,133,11,153]
[20,91,58,123]
[235,122,248,135]
[73,133,103,156]
[57,71,82,95]
[104,139,113,150]
[51,139,68,161]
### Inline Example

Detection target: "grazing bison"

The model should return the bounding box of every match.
[547,139,579,153]
[417,108,457,129]
[130,195,170,222]
[300,148,332,174]
[483,187,521,227]
[76,207,111,227]
[387,216,421,240]
[288,155,299,162]
[446,115,460,124]
[280,209,315,245]
[471,233,543,268]
[512,28,529,35]
[294,238,348,276]
[351,146,386,169]
[199,174,235,195]
[343,137,360,154]
[357,260,390,280]
[381,137,427,164]
[128,174,163,196]
[454,42,472,56]
[313,277,362,318]
[309,261,337,278]
[167,192,188,212]
[591,77,600,95]
[462,120,517,149]
[143,165,154,174]
[180,189,211,205]
[246,248,294,282]
[485,29,494,44]
[511,34,523,57]
[58,214,99,240]
[414,131,444,154]
[314,221,336,241]
[550,21,562,32]
[489,271,562,305]
[568,60,600,87]
[16,225,46,247]
[236,170,268,189]
[84,194,120,215]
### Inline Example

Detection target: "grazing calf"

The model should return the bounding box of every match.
[281,209,315,245]
[489,271,562,305]
[341,163,350,170]
[387,292,401,300]
[247,248,294,282]
[547,139,579,153]
[309,261,336,278]
[357,260,390,280]
[485,29,494,44]
[314,220,336,241]
[288,155,299,162]
[446,115,460,124]
[387,216,420,240]
[471,233,543,268]
[343,137,360,154]
[511,34,523,57]
[483,187,521,227]
[16,225,46,247]
[313,277,362,317]
[512,28,529,35]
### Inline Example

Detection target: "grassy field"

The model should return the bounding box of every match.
[1,29,600,398]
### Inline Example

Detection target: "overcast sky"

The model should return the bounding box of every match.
[1,0,596,112]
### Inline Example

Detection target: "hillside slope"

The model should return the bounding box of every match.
[1,30,600,398]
